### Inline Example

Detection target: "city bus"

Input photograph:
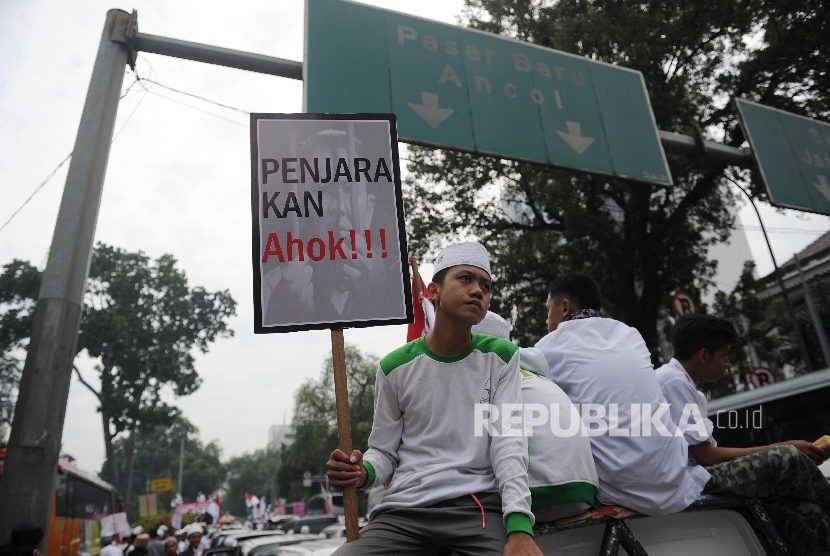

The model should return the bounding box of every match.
[0,449,119,556]
[707,367,830,477]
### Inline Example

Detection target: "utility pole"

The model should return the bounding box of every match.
[0,10,130,541]
[178,435,186,499]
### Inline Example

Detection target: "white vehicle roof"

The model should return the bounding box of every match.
[270,538,345,556]
[238,535,320,556]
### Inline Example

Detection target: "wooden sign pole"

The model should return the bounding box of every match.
[330,328,360,542]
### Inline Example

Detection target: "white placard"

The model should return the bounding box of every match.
[251,114,413,333]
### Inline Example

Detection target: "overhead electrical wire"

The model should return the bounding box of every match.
[0,153,73,235]
[0,68,152,236]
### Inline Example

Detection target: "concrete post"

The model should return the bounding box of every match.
[0,9,129,540]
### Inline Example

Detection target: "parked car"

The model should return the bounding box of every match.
[316,525,345,540]
[235,535,319,556]
[211,530,255,549]
[222,531,287,548]
[287,516,339,535]
[274,518,297,533]
[268,539,345,556]
[305,492,343,516]
[234,534,285,556]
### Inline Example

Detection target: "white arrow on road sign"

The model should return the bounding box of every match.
[556,121,594,155]
[408,92,454,129]
[814,175,830,202]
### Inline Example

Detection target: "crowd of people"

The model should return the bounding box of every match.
[326,242,830,556]
[100,524,208,556]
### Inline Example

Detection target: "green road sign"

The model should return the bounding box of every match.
[736,99,830,216]
[305,0,672,186]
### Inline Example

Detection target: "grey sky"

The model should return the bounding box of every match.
[1,0,827,476]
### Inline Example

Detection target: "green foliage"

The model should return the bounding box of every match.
[81,243,237,437]
[0,244,236,502]
[224,448,281,518]
[100,417,225,515]
[0,259,41,426]
[707,262,797,397]
[405,0,828,362]
[276,344,378,502]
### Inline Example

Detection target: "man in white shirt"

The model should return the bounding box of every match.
[658,313,830,556]
[535,272,710,516]
[473,311,601,522]
[99,538,122,556]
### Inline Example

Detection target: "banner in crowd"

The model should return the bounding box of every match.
[250,114,413,333]
[174,495,220,520]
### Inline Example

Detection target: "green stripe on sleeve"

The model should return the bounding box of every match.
[529,482,600,508]
[506,512,533,536]
[360,461,376,489]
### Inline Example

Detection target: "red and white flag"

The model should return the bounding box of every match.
[245,493,259,508]
[407,257,434,342]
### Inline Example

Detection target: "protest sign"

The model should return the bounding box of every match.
[251,114,413,333]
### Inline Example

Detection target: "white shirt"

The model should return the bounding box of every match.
[517,347,599,511]
[535,317,710,516]
[100,545,122,556]
[656,358,717,467]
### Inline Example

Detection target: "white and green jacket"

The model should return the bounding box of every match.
[517,347,600,518]
[361,334,534,536]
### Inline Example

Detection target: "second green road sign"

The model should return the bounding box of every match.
[305,0,672,186]
[736,98,830,216]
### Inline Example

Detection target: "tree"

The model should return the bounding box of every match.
[224,448,281,518]
[0,244,236,503]
[101,417,225,521]
[76,243,236,504]
[276,344,377,500]
[690,261,797,398]
[405,0,829,363]
[0,260,42,435]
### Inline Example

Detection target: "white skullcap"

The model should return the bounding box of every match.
[433,242,490,278]
[472,311,510,339]
[131,526,144,536]
[186,524,203,536]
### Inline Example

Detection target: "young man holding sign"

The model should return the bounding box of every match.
[327,242,542,556]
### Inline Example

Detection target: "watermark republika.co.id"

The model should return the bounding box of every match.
[473,403,763,437]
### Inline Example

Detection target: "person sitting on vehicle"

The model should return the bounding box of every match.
[326,242,543,556]
[535,272,711,516]
[658,313,830,556]
[472,310,600,522]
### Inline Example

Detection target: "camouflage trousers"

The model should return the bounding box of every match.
[703,445,830,556]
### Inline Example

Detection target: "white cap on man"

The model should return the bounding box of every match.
[432,242,491,278]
